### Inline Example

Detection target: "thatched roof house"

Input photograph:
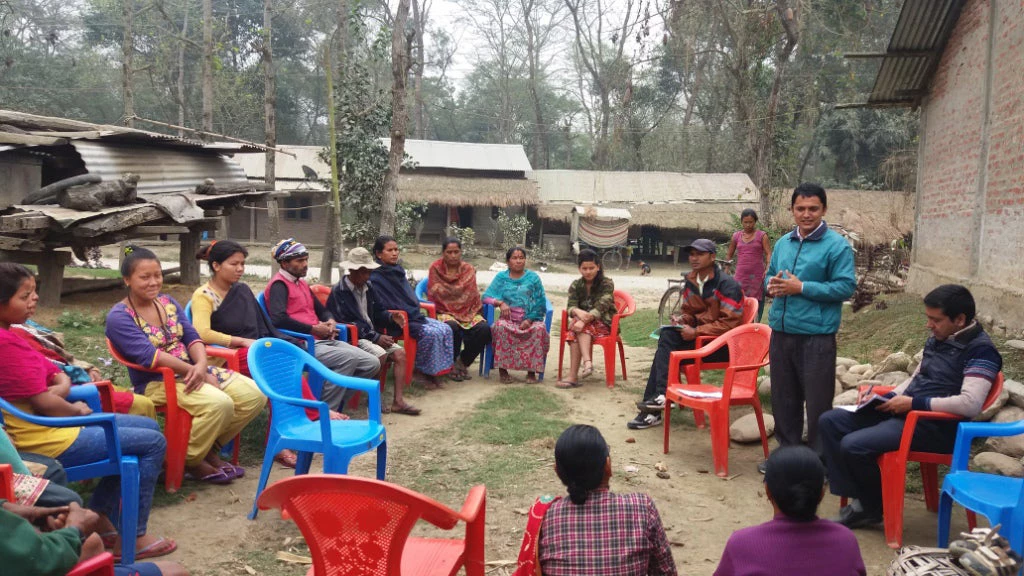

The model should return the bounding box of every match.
[769,188,915,247]
[229,140,537,244]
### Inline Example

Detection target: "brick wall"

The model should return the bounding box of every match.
[908,0,1024,334]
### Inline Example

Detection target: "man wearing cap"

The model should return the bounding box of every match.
[325,248,421,416]
[628,239,746,430]
[264,238,381,411]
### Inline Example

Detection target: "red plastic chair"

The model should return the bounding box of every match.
[257,474,486,576]
[840,372,1005,548]
[687,296,759,428]
[309,284,360,345]
[557,290,636,388]
[663,323,772,477]
[0,465,115,575]
[105,339,240,492]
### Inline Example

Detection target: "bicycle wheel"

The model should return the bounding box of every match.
[602,249,622,270]
[658,286,684,326]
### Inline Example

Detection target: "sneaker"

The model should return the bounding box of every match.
[636,395,666,414]
[627,412,663,430]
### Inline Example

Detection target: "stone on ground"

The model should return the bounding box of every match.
[1004,379,1024,408]
[836,357,859,368]
[729,413,775,443]
[972,452,1024,477]
[876,371,911,386]
[1006,339,1024,351]
[975,388,1010,422]
[876,352,912,374]
[848,364,872,375]
[758,376,771,396]
[839,372,863,390]
[833,389,860,406]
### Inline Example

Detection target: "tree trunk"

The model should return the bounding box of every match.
[201,0,214,137]
[522,0,548,169]
[379,0,411,237]
[263,0,281,261]
[176,3,189,137]
[411,0,426,139]
[122,0,134,127]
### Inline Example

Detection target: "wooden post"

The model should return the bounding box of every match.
[180,229,201,285]
[267,197,281,274]
[37,252,67,307]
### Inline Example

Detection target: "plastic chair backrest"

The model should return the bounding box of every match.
[247,339,319,425]
[720,323,771,395]
[310,284,330,306]
[612,290,636,317]
[0,463,13,500]
[258,474,462,576]
[740,297,759,324]
[981,372,1005,412]
[416,277,429,302]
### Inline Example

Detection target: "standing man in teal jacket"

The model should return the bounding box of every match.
[762,183,856,472]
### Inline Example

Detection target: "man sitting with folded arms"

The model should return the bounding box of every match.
[820,284,1002,529]
[628,239,745,430]
[326,247,421,416]
[265,238,381,411]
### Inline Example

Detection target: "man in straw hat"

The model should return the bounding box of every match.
[263,238,381,411]
[325,248,420,416]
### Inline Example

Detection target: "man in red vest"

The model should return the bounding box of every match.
[264,238,380,410]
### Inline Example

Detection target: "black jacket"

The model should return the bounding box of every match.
[326,279,398,344]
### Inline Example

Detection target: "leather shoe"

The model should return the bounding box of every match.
[831,502,882,529]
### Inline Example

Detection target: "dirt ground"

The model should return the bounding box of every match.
[50,259,975,576]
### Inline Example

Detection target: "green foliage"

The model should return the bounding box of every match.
[395,201,429,245]
[446,225,477,257]
[496,210,531,250]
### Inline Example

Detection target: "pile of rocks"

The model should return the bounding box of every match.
[731,350,1024,477]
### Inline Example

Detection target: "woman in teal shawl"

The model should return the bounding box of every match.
[482,246,550,383]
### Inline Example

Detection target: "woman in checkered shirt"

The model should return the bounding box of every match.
[537,425,677,575]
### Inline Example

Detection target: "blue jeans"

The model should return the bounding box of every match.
[57,414,166,536]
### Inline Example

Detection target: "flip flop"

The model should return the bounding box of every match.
[114,537,177,562]
[391,404,422,416]
[221,463,245,479]
[185,469,233,485]
[555,380,581,389]
[579,361,594,379]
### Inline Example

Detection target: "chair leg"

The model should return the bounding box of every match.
[966,510,977,531]
[376,441,388,481]
[618,340,627,381]
[709,409,730,477]
[663,403,672,454]
[119,456,140,566]
[295,451,314,475]
[880,453,907,549]
[404,340,417,386]
[249,436,280,520]
[920,463,940,512]
[163,417,191,493]
[937,491,953,547]
[751,400,770,459]
[557,331,566,381]
[603,340,616,388]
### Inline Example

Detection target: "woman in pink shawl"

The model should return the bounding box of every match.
[428,237,492,381]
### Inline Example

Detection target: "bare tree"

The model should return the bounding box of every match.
[519,0,564,169]
[201,0,213,136]
[262,0,281,258]
[411,0,430,139]
[122,0,134,127]
[458,0,524,143]
[380,0,412,236]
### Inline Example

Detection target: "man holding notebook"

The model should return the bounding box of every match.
[628,239,746,430]
[819,285,1002,529]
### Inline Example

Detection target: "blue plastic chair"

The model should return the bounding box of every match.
[246,337,387,519]
[417,277,497,377]
[480,298,553,380]
[254,292,348,348]
[0,393,141,565]
[938,419,1024,555]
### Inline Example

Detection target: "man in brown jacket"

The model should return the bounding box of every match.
[628,239,746,429]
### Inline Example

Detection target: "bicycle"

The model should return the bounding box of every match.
[657,259,734,326]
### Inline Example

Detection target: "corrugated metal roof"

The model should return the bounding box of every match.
[72,140,249,195]
[532,170,759,203]
[234,140,532,180]
[865,0,966,107]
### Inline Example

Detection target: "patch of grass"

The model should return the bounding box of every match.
[65,267,123,279]
[619,308,659,348]
[837,293,927,363]
[459,386,569,445]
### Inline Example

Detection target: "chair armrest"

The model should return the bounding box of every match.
[559,309,569,336]
[344,323,358,345]
[420,302,436,318]
[280,329,316,353]
[482,303,495,325]
[857,384,896,395]
[205,346,241,372]
[68,384,103,413]
[67,551,115,576]
[90,381,116,413]
[609,312,623,338]
[950,420,1024,472]
[459,484,487,523]
[312,364,382,423]
[897,409,962,459]
[0,398,122,466]
[695,335,715,348]
[666,335,729,384]
[388,310,413,342]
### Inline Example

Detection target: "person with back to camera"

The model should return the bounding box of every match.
[714,445,866,576]
[513,424,677,576]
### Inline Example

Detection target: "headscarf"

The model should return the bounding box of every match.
[271,238,308,262]
[427,258,482,323]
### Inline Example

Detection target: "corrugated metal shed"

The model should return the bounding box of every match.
[71,140,249,195]
[853,0,966,107]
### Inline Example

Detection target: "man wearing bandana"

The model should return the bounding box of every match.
[263,238,381,410]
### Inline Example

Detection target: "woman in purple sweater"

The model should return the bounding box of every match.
[714,445,866,576]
